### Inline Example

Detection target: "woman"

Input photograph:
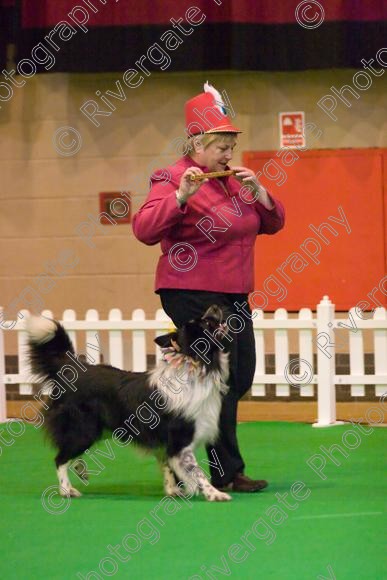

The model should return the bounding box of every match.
[132,83,285,492]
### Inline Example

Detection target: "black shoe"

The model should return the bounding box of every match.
[217,473,268,493]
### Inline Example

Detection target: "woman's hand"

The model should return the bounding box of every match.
[231,166,274,209]
[231,166,263,191]
[177,167,208,203]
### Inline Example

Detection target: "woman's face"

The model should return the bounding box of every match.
[195,136,238,172]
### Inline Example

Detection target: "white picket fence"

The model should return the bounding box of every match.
[0,296,386,427]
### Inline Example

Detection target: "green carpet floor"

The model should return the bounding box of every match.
[0,421,385,580]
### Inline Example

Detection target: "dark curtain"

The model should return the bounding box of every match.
[3,0,387,73]
[0,0,18,70]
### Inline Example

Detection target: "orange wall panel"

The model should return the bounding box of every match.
[243,149,387,311]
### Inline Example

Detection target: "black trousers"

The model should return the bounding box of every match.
[158,289,256,486]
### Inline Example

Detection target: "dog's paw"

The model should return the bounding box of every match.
[166,487,186,498]
[206,491,232,502]
[59,486,82,498]
[165,484,193,498]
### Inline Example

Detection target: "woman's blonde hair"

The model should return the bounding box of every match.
[185,132,237,156]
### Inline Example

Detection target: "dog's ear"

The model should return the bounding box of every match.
[154,332,178,348]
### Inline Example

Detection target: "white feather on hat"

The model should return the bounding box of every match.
[204,81,227,115]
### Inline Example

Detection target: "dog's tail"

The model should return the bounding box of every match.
[26,315,75,379]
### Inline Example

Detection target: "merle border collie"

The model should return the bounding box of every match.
[26,305,232,502]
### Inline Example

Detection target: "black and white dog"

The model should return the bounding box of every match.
[26,305,232,502]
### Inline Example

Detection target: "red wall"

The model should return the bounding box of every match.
[243,148,387,311]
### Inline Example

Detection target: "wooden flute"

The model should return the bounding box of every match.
[189,170,237,181]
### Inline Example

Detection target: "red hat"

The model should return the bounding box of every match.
[185,82,242,137]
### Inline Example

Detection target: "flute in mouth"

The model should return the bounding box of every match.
[189,170,237,181]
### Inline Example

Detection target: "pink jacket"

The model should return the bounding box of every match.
[132,155,285,293]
